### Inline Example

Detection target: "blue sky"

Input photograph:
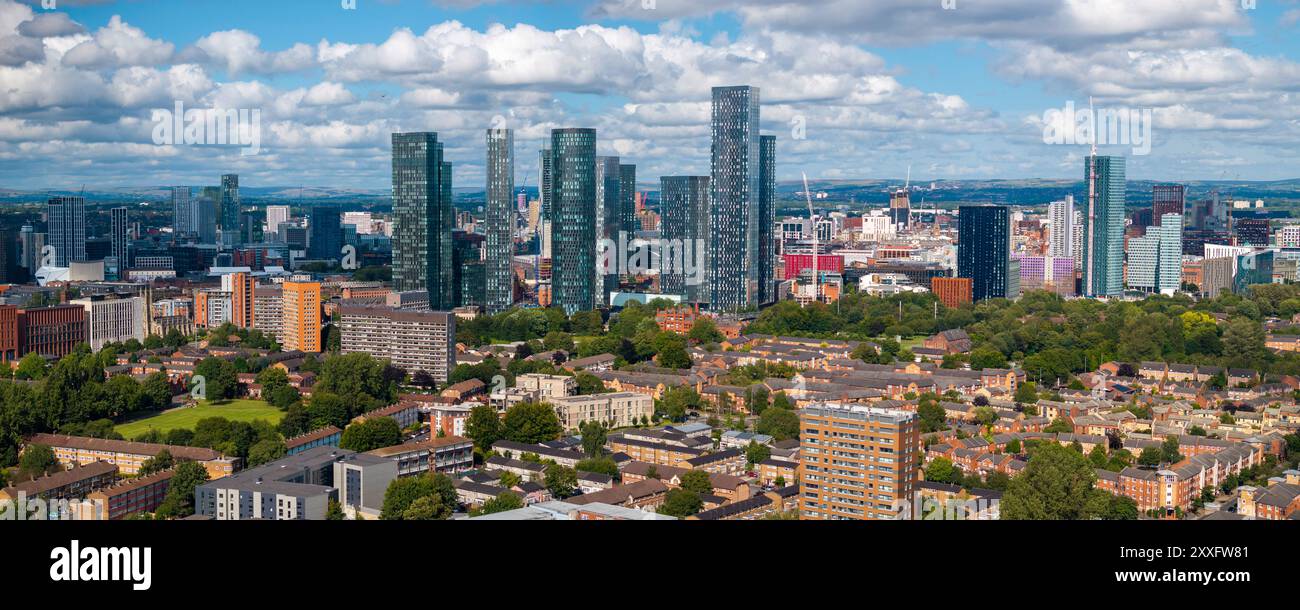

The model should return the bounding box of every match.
[1,0,1298,190]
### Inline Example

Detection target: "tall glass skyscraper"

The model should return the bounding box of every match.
[198,187,220,244]
[308,204,342,261]
[1047,196,1075,259]
[539,148,553,222]
[220,174,241,247]
[709,85,761,312]
[46,196,86,267]
[660,176,709,301]
[392,132,454,310]
[171,186,194,238]
[485,128,515,314]
[757,135,777,305]
[550,128,597,315]
[1083,155,1126,297]
[1126,213,1183,295]
[110,206,129,266]
[618,164,637,238]
[958,205,1015,302]
[595,155,621,305]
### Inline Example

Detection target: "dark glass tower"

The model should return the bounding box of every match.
[550,128,597,315]
[660,176,709,301]
[618,164,637,238]
[453,230,486,307]
[709,85,761,312]
[1083,155,1125,297]
[308,204,342,260]
[392,132,454,310]
[539,148,553,222]
[110,206,129,266]
[46,196,86,267]
[171,186,194,238]
[958,205,1013,302]
[757,135,777,305]
[485,128,515,314]
[1152,184,1185,226]
[220,174,241,247]
[595,155,621,305]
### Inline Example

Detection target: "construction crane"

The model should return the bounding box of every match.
[802,172,819,306]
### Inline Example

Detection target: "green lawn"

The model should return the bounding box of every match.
[115,399,284,439]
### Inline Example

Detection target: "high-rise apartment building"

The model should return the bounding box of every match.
[485,128,515,314]
[220,174,241,247]
[799,403,921,520]
[550,128,598,315]
[958,205,1016,301]
[1047,196,1075,259]
[110,206,129,269]
[47,196,86,267]
[392,132,454,310]
[171,187,194,238]
[539,147,553,222]
[308,204,342,261]
[1234,218,1270,247]
[709,85,761,312]
[1152,185,1185,226]
[281,281,321,353]
[757,135,777,305]
[595,155,622,306]
[339,305,457,383]
[221,271,256,329]
[660,176,710,301]
[1082,155,1126,297]
[265,205,291,238]
[197,187,220,244]
[253,286,283,338]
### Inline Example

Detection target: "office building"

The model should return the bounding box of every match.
[618,164,638,242]
[709,85,761,312]
[1234,218,1270,247]
[339,305,456,383]
[1082,155,1126,297]
[660,176,709,300]
[1047,196,1074,259]
[195,187,219,244]
[281,281,321,353]
[1127,213,1184,295]
[550,128,598,315]
[70,294,146,351]
[757,135,777,305]
[392,132,454,310]
[196,446,392,520]
[110,206,129,268]
[47,196,86,267]
[308,204,343,261]
[485,128,516,314]
[798,403,921,520]
[18,225,43,271]
[332,452,399,520]
[958,205,1015,301]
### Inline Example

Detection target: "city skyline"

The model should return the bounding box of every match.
[1,0,1298,192]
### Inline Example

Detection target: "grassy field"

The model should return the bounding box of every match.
[115,400,284,438]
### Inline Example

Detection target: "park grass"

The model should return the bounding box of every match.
[115,399,284,439]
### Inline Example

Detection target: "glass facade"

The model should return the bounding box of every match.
[957,205,1014,301]
[391,132,454,310]
[551,128,597,315]
[660,176,709,300]
[485,128,515,313]
[709,85,761,312]
[1083,155,1126,297]
[758,135,777,305]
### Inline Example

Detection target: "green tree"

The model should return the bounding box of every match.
[574,371,608,395]
[688,317,725,344]
[1014,381,1039,405]
[658,488,703,517]
[473,492,525,516]
[18,444,58,479]
[139,449,175,476]
[502,401,563,443]
[575,456,619,478]
[653,332,692,370]
[403,495,451,520]
[1001,443,1103,520]
[579,421,607,457]
[1137,446,1163,467]
[544,464,578,498]
[926,457,957,483]
[755,407,800,441]
[968,346,1008,370]
[680,469,713,496]
[15,352,48,380]
[247,438,287,467]
[1005,438,1023,454]
[326,498,346,520]
[745,441,772,466]
[1161,436,1183,464]
[155,461,209,519]
[339,417,402,453]
[466,404,504,452]
[1044,418,1073,434]
[193,357,239,402]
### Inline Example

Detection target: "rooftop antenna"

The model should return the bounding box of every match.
[1088,97,1098,158]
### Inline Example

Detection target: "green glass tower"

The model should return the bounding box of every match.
[1083,155,1125,298]
[485,128,515,314]
[550,128,597,315]
[392,132,454,310]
